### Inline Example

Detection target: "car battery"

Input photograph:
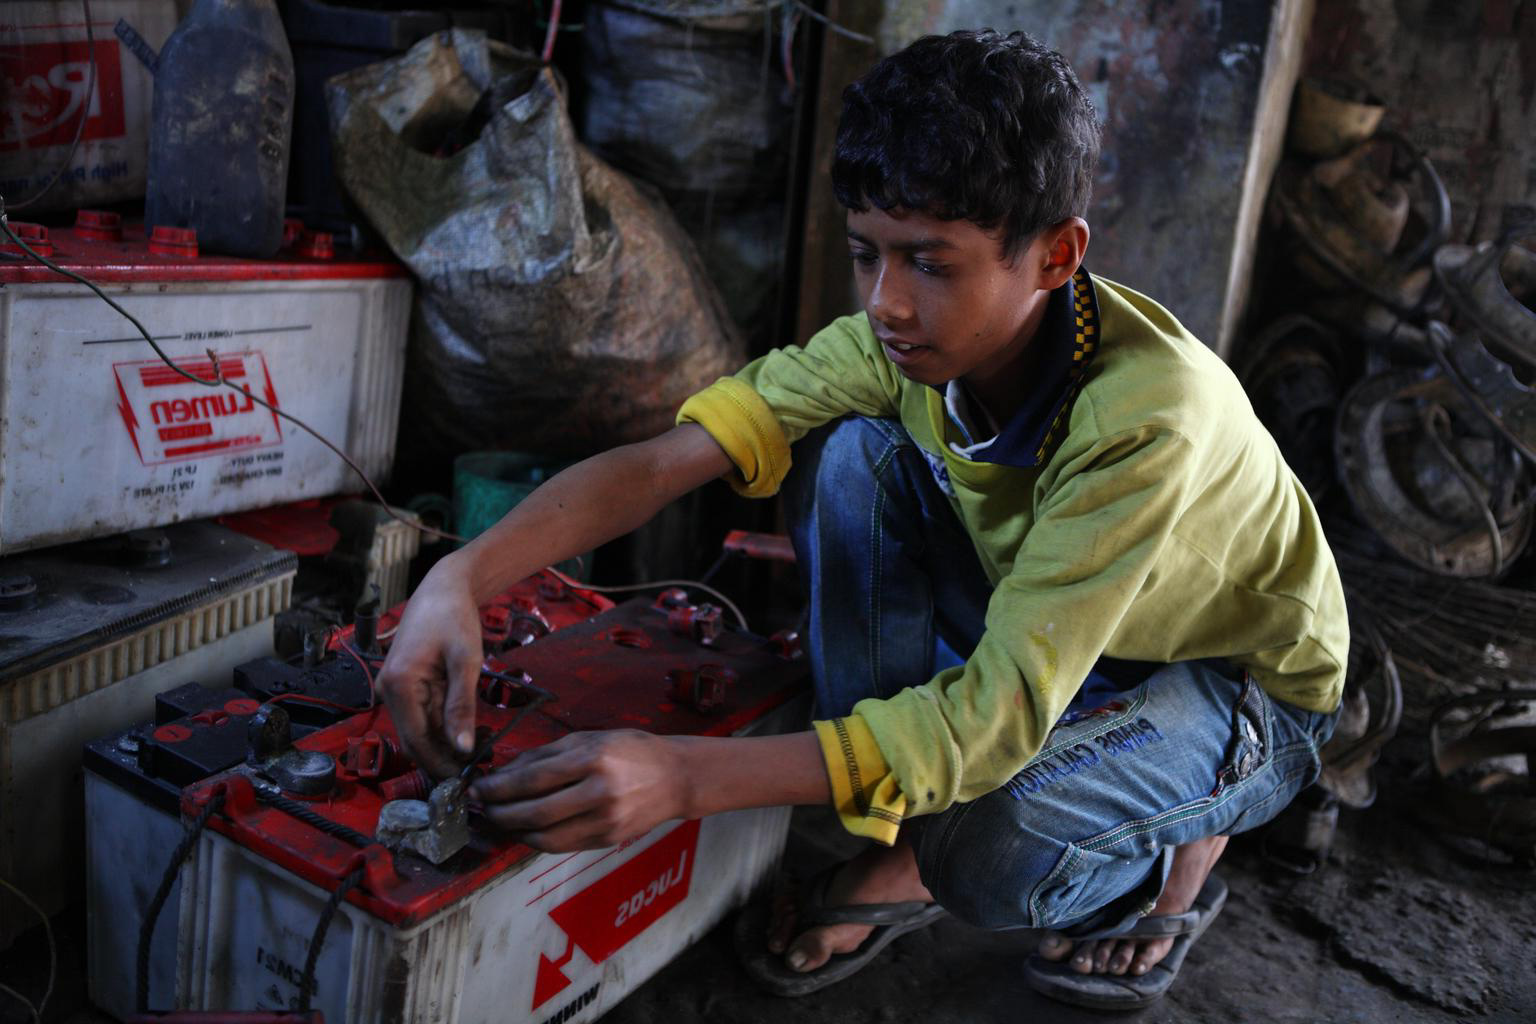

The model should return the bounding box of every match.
[0,214,412,554]
[0,520,296,950]
[83,569,614,1020]
[174,596,809,1024]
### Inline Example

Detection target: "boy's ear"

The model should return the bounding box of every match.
[1036,217,1089,290]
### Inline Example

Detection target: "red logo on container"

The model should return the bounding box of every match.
[1,40,126,151]
[532,819,700,1010]
[113,352,284,464]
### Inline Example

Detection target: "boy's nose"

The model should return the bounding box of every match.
[868,268,914,325]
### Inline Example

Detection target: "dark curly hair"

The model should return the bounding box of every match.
[832,30,1101,259]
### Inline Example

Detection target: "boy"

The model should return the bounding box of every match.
[376,29,1345,1010]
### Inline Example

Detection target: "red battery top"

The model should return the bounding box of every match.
[182,597,807,927]
[0,213,408,284]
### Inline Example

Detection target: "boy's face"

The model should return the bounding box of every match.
[846,206,1085,399]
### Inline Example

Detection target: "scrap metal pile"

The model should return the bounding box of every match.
[1240,80,1536,865]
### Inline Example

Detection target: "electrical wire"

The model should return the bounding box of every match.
[0,982,39,1024]
[10,0,97,212]
[138,791,224,1013]
[0,877,53,1023]
[541,0,563,63]
[336,637,379,708]
[543,565,751,632]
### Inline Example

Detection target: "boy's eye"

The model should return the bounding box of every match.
[849,248,879,267]
[913,259,946,276]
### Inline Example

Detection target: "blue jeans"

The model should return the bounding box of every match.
[783,417,1337,932]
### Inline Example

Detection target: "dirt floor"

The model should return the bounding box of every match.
[3,730,1533,1024]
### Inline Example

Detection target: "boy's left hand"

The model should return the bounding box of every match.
[467,730,692,851]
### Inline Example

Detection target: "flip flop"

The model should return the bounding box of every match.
[1024,873,1229,1011]
[734,863,948,997]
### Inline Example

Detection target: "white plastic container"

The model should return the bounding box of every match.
[0,217,412,553]
[0,1,181,212]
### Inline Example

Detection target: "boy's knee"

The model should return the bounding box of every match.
[908,800,1068,931]
[813,416,910,480]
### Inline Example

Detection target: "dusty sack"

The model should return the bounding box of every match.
[325,30,744,462]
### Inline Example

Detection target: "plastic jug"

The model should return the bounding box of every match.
[145,0,294,258]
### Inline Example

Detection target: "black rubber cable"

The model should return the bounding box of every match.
[255,789,375,848]
[137,790,226,1013]
[297,864,367,1014]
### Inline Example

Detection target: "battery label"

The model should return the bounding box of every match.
[0,38,126,151]
[532,819,701,1011]
[113,352,284,464]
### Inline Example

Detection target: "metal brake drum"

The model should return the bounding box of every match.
[1335,370,1535,578]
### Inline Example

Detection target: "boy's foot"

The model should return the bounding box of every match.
[1035,834,1229,977]
[768,838,934,973]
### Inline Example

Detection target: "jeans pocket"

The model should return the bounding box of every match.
[1026,841,1130,930]
[1216,675,1272,790]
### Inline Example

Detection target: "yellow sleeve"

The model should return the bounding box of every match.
[676,378,790,499]
[812,715,908,845]
[676,315,905,498]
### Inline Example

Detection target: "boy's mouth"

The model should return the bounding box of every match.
[879,336,930,366]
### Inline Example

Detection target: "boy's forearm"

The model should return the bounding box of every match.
[672,731,831,818]
[442,425,733,603]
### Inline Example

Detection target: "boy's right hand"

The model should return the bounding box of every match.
[375,557,486,780]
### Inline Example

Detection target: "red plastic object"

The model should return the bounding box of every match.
[296,230,334,260]
[282,218,305,248]
[75,209,124,242]
[0,219,405,284]
[722,530,797,563]
[182,597,807,928]
[378,768,431,802]
[148,225,199,259]
[1,222,52,258]
[219,498,344,558]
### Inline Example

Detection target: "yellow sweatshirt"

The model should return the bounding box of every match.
[677,271,1347,844]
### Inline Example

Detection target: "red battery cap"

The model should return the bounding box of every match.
[1,222,52,258]
[297,229,334,260]
[148,225,199,259]
[74,209,124,241]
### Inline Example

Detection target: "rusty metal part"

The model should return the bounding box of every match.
[1434,229,1536,369]
[1418,691,1536,865]
[1275,132,1450,315]
[376,778,471,865]
[1288,78,1385,160]
[1428,320,1536,464]
[1334,370,1535,578]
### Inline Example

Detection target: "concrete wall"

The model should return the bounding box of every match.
[795,0,1312,358]
[1304,0,1536,244]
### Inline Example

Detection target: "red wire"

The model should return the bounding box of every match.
[336,638,378,709]
[263,693,370,715]
[541,0,562,63]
